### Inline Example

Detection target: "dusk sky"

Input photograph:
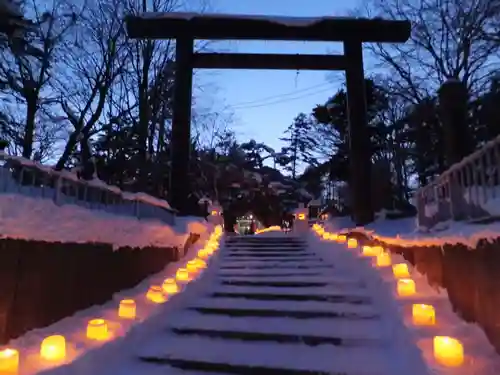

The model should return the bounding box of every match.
[198,0,360,154]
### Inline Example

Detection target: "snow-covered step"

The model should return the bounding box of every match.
[166,311,387,341]
[226,236,305,243]
[137,334,394,375]
[217,270,328,277]
[224,251,308,255]
[90,356,214,375]
[221,256,321,262]
[225,245,306,253]
[220,260,328,268]
[225,244,299,246]
[209,291,371,304]
[211,284,371,299]
[219,264,333,270]
[186,297,378,316]
[217,279,332,288]
[216,275,364,286]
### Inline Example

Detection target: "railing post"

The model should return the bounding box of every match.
[18,167,24,193]
[416,189,427,228]
[448,172,465,221]
[134,200,140,220]
[54,177,62,205]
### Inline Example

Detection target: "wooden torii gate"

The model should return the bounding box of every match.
[125,13,411,225]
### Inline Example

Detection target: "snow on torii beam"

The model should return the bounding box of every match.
[125,12,410,43]
[125,12,411,224]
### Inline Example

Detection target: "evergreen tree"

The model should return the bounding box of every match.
[279,113,318,179]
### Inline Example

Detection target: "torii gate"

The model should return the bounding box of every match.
[125,13,411,225]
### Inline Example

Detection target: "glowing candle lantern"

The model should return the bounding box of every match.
[176,268,191,282]
[86,319,108,341]
[197,249,209,259]
[193,258,207,269]
[211,210,218,216]
[146,286,167,303]
[0,348,19,374]
[118,299,136,319]
[162,278,179,294]
[412,304,436,326]
[186,260,199,273]
[362,246,378,257]
[376,252,392,267]
[397,278,416,297]
[297,213,306,220]
[347,238,358,249]
[373,245,384,255]
[392,263,410,278]
[40,335,66,361]
[337,234,347,243]
[433,336,464,367]
[322,233,330,240]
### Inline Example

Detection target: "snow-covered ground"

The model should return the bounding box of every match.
[5,226,498,375]
[0,193,208,249]
[3,225,221,375]
[35,231,430,375]
[312,225,500,375]
[326,215,500,248]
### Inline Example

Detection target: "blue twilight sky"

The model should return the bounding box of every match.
[195,0,362,155]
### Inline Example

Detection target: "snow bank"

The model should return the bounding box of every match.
[0,193,208,249]
[326,216,500,249]
[308,232,430,375]
[8,225,222,375]
[311,228,500,375]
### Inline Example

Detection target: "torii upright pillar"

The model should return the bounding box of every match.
[170,36,194,214]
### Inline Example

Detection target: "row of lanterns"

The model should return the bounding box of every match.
[0,226,223,374]
[255,225,281,234]
[312,224,464,368]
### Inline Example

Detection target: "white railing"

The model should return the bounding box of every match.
[416,134,500,229]
[0,152,176,225]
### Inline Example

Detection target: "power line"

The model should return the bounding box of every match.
[228,81,334,108]
[230,85,337,110]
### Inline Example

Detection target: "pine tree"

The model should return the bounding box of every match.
[279,113,318,179]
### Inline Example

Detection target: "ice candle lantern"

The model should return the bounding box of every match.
[362,246,377,257]
[0,348,19,374]
[40,335,66,361]
[347,238,358,249]
[118,299,136,319]
[393,263,410,278]
[86,319,108,341]
[412,304,435,326]
[176,268,191,282]
[397,278,416,297]
[433,336,464,367]
[186,260,199,273]
[376,252,391,267]
[146,286,166,303]
[162,278,179,294]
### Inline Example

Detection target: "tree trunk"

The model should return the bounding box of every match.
[22,94,37,159]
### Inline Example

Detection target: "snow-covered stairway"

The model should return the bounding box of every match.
[132,234,402,375]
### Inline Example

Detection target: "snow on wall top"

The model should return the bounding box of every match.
[1,151,173,211]
[138,12,355,28]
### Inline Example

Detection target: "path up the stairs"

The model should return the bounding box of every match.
[127,234,400,375]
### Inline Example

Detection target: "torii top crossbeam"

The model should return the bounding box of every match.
[125,12,411,43]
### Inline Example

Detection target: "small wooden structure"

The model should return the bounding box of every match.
[125,12,411,224]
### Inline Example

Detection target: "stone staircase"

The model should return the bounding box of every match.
[130,235,397,375]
